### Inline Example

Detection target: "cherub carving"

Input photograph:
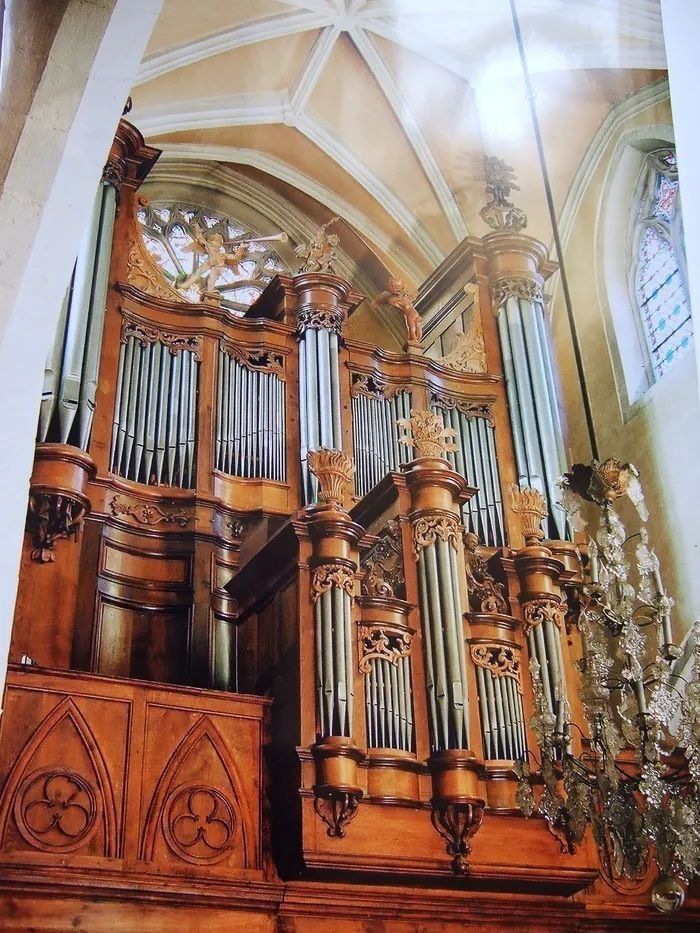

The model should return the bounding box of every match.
[177,224,251,295]
[372,277,422,346]
[295,218,341,274]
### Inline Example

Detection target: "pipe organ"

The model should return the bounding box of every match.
[0,119,688,931]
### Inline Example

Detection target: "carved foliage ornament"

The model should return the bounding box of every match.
[361,519,405,599]
[412,513,461,561]
[27,493,85,563]
[307,447,355,509]
[220,340,285,380]
[438,286,486,374]
[510,485,548,544]
[350,372,408,400]
[358,625,413,674]
[109,495,191,527]
[491,276,544,308]
[522,598,566,637]
[430,391,495,427]
[480,155,527,233]
[470,643,522,692]
[126,231,182,302]
[398,409,457,460]
[296,303,345,336]
[121,318,203,361]
[464,531,508,614]
[311,564,355,605]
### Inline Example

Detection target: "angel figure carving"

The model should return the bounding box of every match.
[177,224,288,297]
[295,217,341,274]
[372,277,422,346]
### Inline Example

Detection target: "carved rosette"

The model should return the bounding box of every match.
[360,519,405,599]
[357,625,413,675]
[220,340,285,380]
[464,531,508,614]
[307,448,355,509]
[163,784,236,865]
[510,485,548,544]
[521,598,566,637]
[121,316,203,361]
[310,564,355,605]
[411,513,461,561]
[470,644,522,693]
[15,769,98,852]
[398,410,457,460]
[109,495,191,527]
[491,276,544,308]
[296,303,344,335]
[27,494,86,563]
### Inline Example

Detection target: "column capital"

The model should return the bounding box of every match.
[482,232,558,310]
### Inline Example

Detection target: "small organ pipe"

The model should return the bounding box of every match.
[155,347,171,483]
[123,340,142,474]
[110,334,130,471]
[133,341,151,482]
[144,343,162,482]
[497,307,530,487]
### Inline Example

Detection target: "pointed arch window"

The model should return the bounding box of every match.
[632,149,693,380]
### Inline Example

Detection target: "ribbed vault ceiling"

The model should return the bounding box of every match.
[131,0,666,283]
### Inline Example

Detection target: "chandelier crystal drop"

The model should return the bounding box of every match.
[515,458,700,913]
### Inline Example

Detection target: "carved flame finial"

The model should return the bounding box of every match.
[397,410,457,460]
[480,155,527,232]
[307,447,355,509]
[510,485,548,544]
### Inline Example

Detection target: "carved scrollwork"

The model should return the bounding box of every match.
[121,316,203,361]
[297,303,344,336]
[27,493,85,563]
[358,625,413,674]
[521,598,566,637]
[411,513,461,560]
[430,798,484,874]
[430,391,495,427]
[15,769,98,852]
[313,788,362,838]
[126,232,182,301]
[220,341,285,380]
[464,531,508,614]
[470,643,522,692]
[492,276,544,308]
[109,495,191,527]
[361,519,405,599]
[351,372,385,399]
[163,784,236,865]
[398,409,457,460]
[311,564,356,604]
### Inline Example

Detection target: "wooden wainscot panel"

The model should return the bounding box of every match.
[0,666,269,891]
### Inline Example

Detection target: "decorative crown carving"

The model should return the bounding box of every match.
[307,448,355,509]
[480,156,527,232]
[397,410,457,460]
[510,485,548,544]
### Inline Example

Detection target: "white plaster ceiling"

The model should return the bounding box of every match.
[130,0,666,282]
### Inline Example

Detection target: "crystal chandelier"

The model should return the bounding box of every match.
[515,458,700,913]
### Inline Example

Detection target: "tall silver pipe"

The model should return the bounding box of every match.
[332,585,347,735]
[166,352,182,485]
[155,346,171,484]
[315,597,326,736]
[321,589,334,733]
[365,672,374,747]
[111,336,131,473]
[417,550,439,750]
[133,341,151,482]
[186,352,197,486]
[317,327,332,447]
[144,342,162,482]
[343,590,354,735]
[476,665,493,759]
[298,333,309,497]
[39,285,72,442]
[424,544,451,749]
[329,333,343,448]
[535,303,569,477]
[483,666,499,756]
[497,305,530,487]
[123,339,142,475]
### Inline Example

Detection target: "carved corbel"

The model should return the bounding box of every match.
[27,494,85,563]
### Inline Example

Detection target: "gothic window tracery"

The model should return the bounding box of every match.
[632,149,693,380]
[137,202,289,314]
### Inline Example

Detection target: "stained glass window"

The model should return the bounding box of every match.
[137,202,290,315]
[633,148,693,380]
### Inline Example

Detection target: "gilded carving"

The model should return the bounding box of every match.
[296,303,345,335]
[126,231,182,301]
[15,769,98,852]
[492,276,544,308]
[480,156,527,232]
[372,277,422,345]
[361,519,405,599]
[307,448,355,509]
[358,625,413,674]
[295,217,341,274]
[398,409,457,460]
[163,784,236,865]
[438,286,486,373]
[470,643,522,692]
[430,391,495,427]
[121,317,202,361]
[522,598,566,637]
[220,340,285,380]
[464,531,508,614]
[311,564,356,604]
[411,513,461,560]
[26,493,85,563]
[510,485,548,544]
[109,495,191,527]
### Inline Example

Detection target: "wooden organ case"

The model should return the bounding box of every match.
[0,119,696,931]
